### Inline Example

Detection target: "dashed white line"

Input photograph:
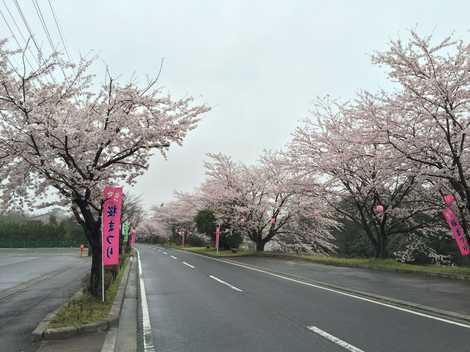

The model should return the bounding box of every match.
[182,261,195,269]
[182,250,470,329]
[170,255,177,259]
[307,325,365,352]
[209,275,243,292]
[162,251,168,255]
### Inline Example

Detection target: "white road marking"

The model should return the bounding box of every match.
[170,255,178,259]
[182,250,470,329]
[162,251,168,255]
[182,261,195,269]
[307,325,365,352]
[135,249,156,352]
[209,275,243,292]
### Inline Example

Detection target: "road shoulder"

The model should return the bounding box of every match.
[177,248,470,327]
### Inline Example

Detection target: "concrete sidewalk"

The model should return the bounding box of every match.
[115,258,138,352]
[100,259,138,352]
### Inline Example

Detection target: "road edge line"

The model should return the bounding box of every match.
[136,248,156,352]
[177,248,470,329]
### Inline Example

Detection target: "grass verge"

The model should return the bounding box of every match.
[49,261,127,328]
[178,246,255,257]
[300,256,470,277]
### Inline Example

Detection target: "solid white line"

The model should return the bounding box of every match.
[135,249,156,352]
[182,261,195,269]
[182,250,470,329]
[209,275,243,292]
[170,255,177,259]
[307,325,365,352]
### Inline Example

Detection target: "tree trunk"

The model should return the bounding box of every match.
[375,233,388,258]
[256,240,265,252]
[89,243,102,297]
[72,200,103,297]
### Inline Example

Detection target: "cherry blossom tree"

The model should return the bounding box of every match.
[370,32,470,240]
[197,152,336,253]
[121,193,145,228]
[0,41,209,295]
[150,195,198,242]
[288,97,441,258]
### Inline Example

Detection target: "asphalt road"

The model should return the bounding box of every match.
[138,244,470,352]
[230,255,470,316]
[0,248,90,352]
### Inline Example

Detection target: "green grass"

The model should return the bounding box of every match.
[299,256,470,277]
[173,244,470,279]
[49,261,127,328]
[179,245,470,278]
[180,246,255,257]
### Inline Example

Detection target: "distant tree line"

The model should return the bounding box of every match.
[0,214,87,248]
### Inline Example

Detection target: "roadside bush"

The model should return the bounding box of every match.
[332,218,375,257]
[140,235,168,245]
[186,234,207,247]
[220,231,242,250]
[394,235,451,265]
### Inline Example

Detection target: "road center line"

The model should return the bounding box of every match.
[182,250,470,329]
[307,325,365,352]
[162,251,168,255]
[209,275,243,292]
[182,261,195,269]
[170,255,177,259]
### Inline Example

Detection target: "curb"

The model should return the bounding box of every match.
[32,257,133,342]
[268,253,470,281]
[31,289,84,342]
[180,248,470,326]
[100,327,118,352]
[293,258,470,282]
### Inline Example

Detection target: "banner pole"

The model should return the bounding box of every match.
[101,219,105,303]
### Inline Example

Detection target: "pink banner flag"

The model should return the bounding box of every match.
[442,207,470,256]
[215,225,220,250]
[102,186,123,266]
[444,194,455,205]
[130,229,136,248]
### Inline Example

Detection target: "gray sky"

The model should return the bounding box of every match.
[4,1,470,210]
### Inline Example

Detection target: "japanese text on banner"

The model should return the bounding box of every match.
[102,186,123,265]
[442,207,470,256]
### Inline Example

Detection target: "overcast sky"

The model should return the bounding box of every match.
[3,1,470,210]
